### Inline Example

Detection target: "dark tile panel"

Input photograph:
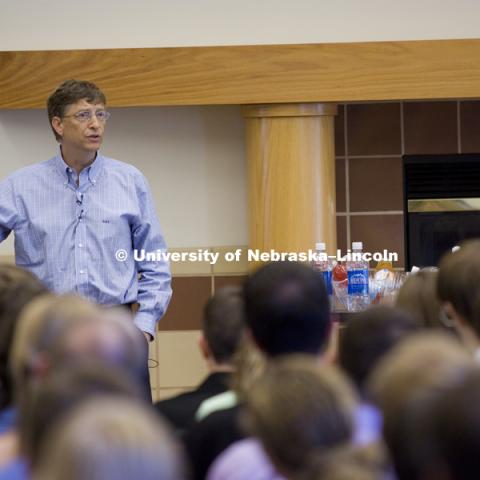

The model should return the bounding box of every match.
[158,276,212,331]
[335,158,346,212]
[335,104,345,156]
[350,215,404,268]
[336,216,347,254]
[347,103,401,156]
[404,101,457,154]
[214,275,248,291]
[349,157,403,211]
[460,101,480,153]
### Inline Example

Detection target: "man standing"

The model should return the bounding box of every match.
[0,80,172,342]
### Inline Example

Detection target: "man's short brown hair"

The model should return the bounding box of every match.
[437,239,480,336]
[47,80,106,141]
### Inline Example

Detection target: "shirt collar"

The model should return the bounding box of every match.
[54,147,104,185]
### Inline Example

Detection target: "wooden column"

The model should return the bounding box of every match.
[243,103,337,259]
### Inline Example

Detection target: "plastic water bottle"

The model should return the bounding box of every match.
[346,241,370,311]
[312,242,333,299]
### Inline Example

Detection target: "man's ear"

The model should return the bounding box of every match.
[30,352,51,380]
[443,301,463,326]
[51,117,64,139]
[245,328,264,354]
[198,333,210,360]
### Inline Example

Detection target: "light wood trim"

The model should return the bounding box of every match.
[242,103,338,118]
[2,39,480,108]
[245,103,337,261]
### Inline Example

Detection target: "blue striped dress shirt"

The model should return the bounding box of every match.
[0,151,172,337]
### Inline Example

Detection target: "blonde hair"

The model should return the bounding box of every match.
[11,294,98,400]
[33,396,184,480]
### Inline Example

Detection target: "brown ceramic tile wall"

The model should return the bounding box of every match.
[157,273,249,332]
[158,276,212,331]
[460,101,480,153]
[349,157,403,211]
[347,103,401,156]
[336,100,469,269]
[214,275,248,291]
[403,102,457,154]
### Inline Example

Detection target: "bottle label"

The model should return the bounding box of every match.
[347,269,369,295]
[323,270,333,295]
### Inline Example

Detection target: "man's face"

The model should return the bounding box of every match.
[52,99,106,154]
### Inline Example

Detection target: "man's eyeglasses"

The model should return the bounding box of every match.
[63,110,111,123]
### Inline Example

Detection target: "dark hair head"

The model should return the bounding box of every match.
[438,239,480,336]
[203,286,246,364]
[0,265,48,411]
[339,306,420,393]
[244,261,330,357]
[47,80,106,141]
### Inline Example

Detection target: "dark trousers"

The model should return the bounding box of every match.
[116,303,153,403]
[138,327,153,403]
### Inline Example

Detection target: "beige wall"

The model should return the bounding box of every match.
[1,0,479,50]
[0,106,247,253]
[2,0,479,398]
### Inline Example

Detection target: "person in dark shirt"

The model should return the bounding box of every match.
[186,261,333,480]
[155,286,245,437]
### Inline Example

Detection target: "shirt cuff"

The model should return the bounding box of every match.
[134,313,157,340]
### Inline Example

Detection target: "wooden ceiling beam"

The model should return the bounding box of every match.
[1,39,480,108]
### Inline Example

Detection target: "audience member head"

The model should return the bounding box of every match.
[396,269,450,330]
[200,286,246,369]
[244,261,330,357]
[10,294,99,400]
[426,367,480,480]
[368,332,473,480]
[438,239,480,346]
[11,295,147,409]
[33,396,184,480]
[308,444,389,480]
[244,356,356,479]
[0,265,47,412]
[338,306,420,395]
[48,307,146,388]
[21,362,143,466]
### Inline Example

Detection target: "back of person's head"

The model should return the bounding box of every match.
[49,307,146,388]
[203,286,246,365]
[10,294,99,401]
[396,269,449,330]
[438,239,480,336]
[367,332,473,480]
[338,306,420,394]
[244,356,356,479]
[426,367,480,480]
[307,444,389,480]
[0,265,48,411]
[244,261,330,357]
[21,362,144,466]
[33,396,184,480]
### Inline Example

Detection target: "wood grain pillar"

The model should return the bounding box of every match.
[242,103,338,259]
